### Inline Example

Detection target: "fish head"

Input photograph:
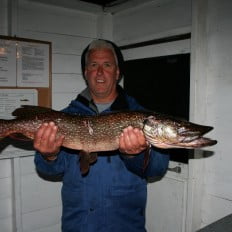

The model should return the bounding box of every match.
[143,115,217,148]
[143,115,179,145]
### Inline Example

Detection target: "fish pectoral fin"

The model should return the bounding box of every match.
[142,145,151,173]
[79,151,98,175]
[89,152,98,164]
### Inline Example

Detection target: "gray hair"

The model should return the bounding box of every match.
[85,39,118,65]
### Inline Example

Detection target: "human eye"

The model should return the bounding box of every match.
[87,62,98,70]
[103,62,113,69]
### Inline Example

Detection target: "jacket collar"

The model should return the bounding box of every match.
[75,85,129,113]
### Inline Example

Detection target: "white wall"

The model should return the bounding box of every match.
[1,0,232,231]
[0,0,105,231]
[17,0,100,110]
[189,0,232,229]
[112,0,232,230]
[0,159,13,232]
[0,3,16,228]
[0,0,8,35]
[112,0,191,46]
[110,1,192,231]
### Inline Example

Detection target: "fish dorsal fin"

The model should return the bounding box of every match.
[9,133,32,141]
[12,105,53,118]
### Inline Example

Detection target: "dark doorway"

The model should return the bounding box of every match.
[124,53,191,163]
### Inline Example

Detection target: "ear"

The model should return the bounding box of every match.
[116,68,120,80]
[84,69,89,81]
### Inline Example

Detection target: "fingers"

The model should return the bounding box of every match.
[119,126,148,155]
[34,122,64,156]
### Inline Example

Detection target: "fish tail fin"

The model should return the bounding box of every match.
[79,151,98,175]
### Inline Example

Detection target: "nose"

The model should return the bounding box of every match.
[97,65,103,75]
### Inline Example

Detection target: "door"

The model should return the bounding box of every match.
[121,38,191,232]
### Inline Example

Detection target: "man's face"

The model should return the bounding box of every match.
[84,48,120,103]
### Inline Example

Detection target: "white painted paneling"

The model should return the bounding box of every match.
[113,3,192,230]
[20,156,35,175]
[21,173,62,213]
[32,223,61,232]
[22,206,61,232]
[28,0,103,14]
[146,174,187,232]
[18,0,98,38]
[188,0,232,230]
[122,39,190,60]
[0,159,12,178]
[19,31,94,55]
[0,217,13,232]
[19,156,62,232]
[52,54,81,74]
[201,193,232,228]
[52,74,87,109]
[0,160,13,232]
[113,0,191,45]
[1,1,100,232]
[0,197,12,219]
[0,0,8,9]
[52,74,85,92]
[0,178,12,199]
[52,93,79,110]
[0,0,8,35]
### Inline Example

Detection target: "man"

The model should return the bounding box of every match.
[34,39,169,232]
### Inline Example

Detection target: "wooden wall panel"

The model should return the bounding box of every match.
[0,0,8,35]
[113,0,191,45]
[22,206,61,232]
[19,31,94,55]
[0,0,99,231]
[18,1,98,38]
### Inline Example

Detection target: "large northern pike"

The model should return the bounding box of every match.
[0,105,217,173]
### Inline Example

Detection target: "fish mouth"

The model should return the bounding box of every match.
[177,125,214,137]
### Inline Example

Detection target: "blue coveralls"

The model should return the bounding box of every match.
[34,87,169,232]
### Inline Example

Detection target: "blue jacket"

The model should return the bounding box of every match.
[34,87,169,232]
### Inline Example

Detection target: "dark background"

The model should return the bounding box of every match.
[124,53,192,163]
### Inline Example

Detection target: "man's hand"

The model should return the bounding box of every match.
[34,122,64,160]
[119,126,148,155]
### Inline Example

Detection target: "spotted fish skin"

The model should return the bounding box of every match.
[0,105,217,151]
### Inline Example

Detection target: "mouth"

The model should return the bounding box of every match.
[96,79,105,83]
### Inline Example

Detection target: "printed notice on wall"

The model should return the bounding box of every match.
[0,89,38,119]
[17,42,49,87]
[0,39,17,86]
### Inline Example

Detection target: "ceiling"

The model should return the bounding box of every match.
[29,0,154,14]
[79,0,130,8]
